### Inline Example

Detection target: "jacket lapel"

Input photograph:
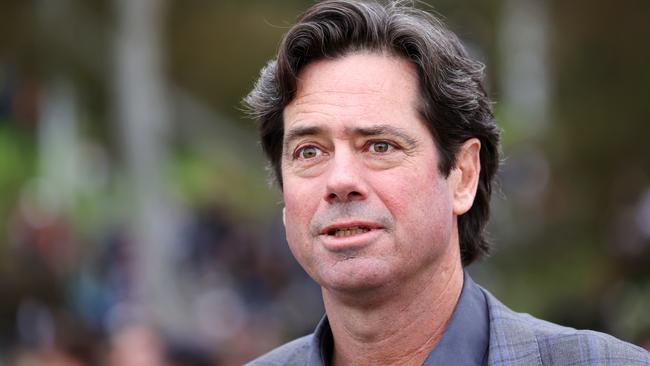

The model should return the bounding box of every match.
[481,288,544,366]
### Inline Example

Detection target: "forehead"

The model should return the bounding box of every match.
[297,52,417,92]
[283,53,422,129]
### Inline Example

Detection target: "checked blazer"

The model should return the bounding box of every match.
[247,287,650,365]
[483,289,649,365]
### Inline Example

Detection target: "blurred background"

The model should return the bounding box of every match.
[0,0,649,364]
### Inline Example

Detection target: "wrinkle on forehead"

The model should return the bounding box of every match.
[290,89,384,106]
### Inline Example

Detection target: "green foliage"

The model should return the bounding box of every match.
[0,123,37,232]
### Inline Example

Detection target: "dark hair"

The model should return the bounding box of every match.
[244,0,500,266]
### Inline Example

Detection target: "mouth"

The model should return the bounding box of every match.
[318,221,383,251]
[320,222,379,238]
[327,226,371,237]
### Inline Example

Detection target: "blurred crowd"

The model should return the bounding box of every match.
[2,196,323,365]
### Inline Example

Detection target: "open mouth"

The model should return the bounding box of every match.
[327,226,371,237]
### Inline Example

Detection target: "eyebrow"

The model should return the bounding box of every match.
[350,125,418,146]
[283,126,324,152]
[283,123,419,151]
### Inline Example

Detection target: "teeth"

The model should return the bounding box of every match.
[333,226,370,237]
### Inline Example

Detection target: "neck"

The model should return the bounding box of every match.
[322,244,464,366]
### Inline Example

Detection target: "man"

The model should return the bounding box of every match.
[243,1,650,365]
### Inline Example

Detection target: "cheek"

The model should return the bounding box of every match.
[282,180,323,276]
[282,179,320,236]
[378,168,453,239]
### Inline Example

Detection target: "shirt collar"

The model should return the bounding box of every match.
[308,315,331,366]
[421,271,489,365]
[307,271,490,365]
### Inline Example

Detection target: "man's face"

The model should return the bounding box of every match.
[281,53,459,294]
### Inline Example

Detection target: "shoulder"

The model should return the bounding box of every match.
[244,334,313,366]
[481,287,650,366]
[517,310,649,365]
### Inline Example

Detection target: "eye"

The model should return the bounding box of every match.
[368,141,394,153]
[295,145,323,160]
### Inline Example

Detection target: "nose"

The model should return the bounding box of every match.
[324,149,368,204]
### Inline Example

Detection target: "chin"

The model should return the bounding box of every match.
[316,258,395,293]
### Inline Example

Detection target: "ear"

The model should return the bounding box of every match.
[450,138,481,216]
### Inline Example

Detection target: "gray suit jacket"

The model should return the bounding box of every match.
[247,287,650,365]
